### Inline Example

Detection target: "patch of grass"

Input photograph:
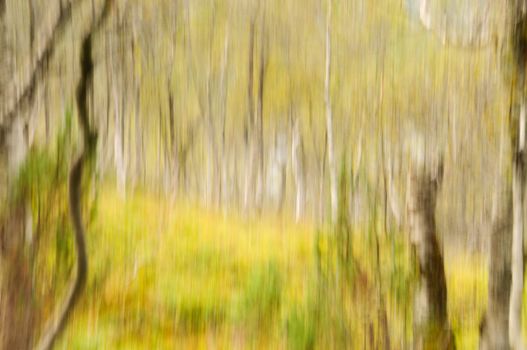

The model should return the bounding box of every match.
[286,305,316,350]
[234,261,283,329]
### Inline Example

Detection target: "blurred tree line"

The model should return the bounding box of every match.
[3,0,527,348]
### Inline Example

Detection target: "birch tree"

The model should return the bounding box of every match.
[292,116,306,222]
[406,137,454,349]
[413,0,525,347]
[324,0,337,223]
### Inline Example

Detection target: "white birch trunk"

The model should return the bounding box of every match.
[324,0,337,224]
[292,118,305,222]
[113,91,126,197]
[407,136,454,349]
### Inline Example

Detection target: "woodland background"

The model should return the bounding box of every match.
[0,0,521,348]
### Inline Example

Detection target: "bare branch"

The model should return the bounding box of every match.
[0,0,80,135]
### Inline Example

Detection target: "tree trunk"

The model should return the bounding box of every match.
[205,7,219,206]
[292,117,305,222]
[407,147,455,349]
[508,2,527,345]
[0,202,34,350]
[219,29,229,208]
[509,101,526,349]
[134,79,143,188]
[36,2,114,344]
[243,17,256,214]
[167,82,179,198]
[479,81,511,350]
[480,184,512,350]
[0,0,9,119]
[0,2,34,347]
[0,123,33,350]
[0,3,113,347]
[324,0,337,224]
[113,88,126,196]
[110,30,126,197]
[255,16,266,213]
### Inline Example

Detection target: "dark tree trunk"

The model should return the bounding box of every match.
[0,202,34,350]
[407,151,455,349]
[0,1,34,348]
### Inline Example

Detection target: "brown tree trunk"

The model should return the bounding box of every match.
[407,148,455,349]
[0,202,34,350]
[0,122,33,350]
[0,1,34,348]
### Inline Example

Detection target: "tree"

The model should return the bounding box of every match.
[413,0,527,347]
[406,138,454,349]
[0,2,74,347]
[480,184,512,349]
[0,0,113,348]
[324,0,337,224]
[292,115,306,221]
[506,4,527,346]
[244,11,257,213]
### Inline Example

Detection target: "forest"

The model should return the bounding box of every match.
[0,0,526,349]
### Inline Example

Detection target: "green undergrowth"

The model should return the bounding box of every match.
[48,187,488,349]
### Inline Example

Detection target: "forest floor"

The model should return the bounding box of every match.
[57,187,490,349]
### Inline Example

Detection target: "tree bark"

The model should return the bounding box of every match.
[0,122,33,350]
[407,146,455,349]
[0,202,34,350]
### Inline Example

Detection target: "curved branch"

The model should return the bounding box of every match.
[34,1,113,350]
[35,153,88,350]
